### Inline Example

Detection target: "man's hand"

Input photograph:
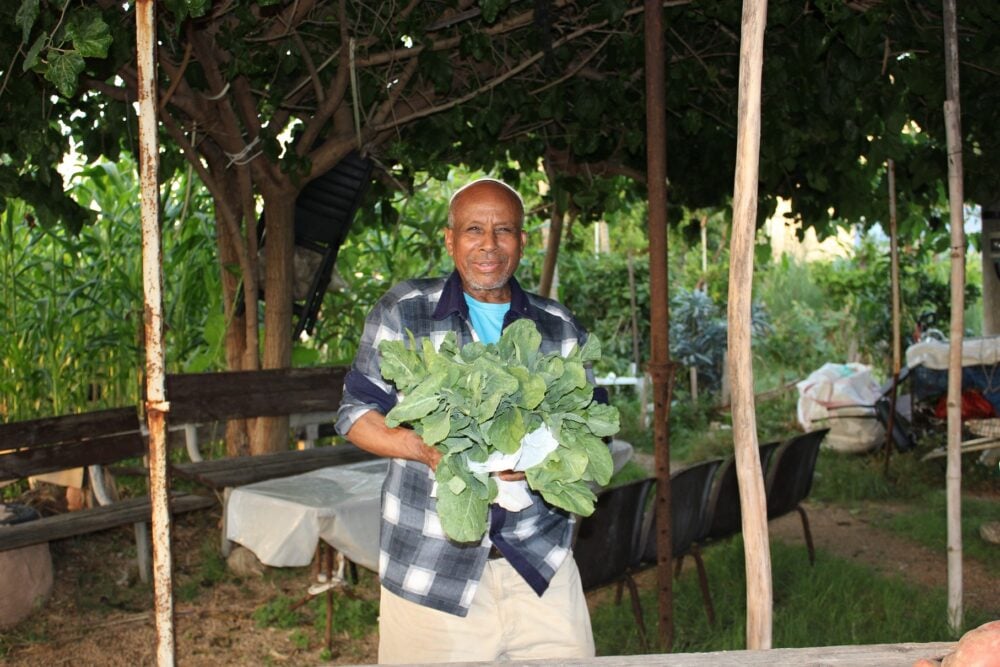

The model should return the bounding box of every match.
[496,470,526,481]
[347,410,441,471]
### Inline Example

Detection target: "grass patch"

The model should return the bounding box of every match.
[873,490,1000,577]
[310,592,379,639]
[592,538,993,656]
[810,448,940,504]
[176,536,231,602]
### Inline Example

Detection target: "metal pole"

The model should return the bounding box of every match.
[728,0,772,650]
[644,0,676,650]
[136,1,176,663]
[941,0,965,633]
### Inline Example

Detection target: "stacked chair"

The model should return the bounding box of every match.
[573,428,830,642]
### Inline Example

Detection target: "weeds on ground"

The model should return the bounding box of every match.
[810,448,937,504]
[874,490,1000,577]
[250,566,380,658]
[176,536,231,602]
[591,538,994,656]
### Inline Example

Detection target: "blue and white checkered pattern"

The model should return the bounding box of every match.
[336,271,593,616]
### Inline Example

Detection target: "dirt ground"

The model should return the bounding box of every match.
[1,493,997,666]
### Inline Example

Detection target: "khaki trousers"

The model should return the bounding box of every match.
[377,556,595,664]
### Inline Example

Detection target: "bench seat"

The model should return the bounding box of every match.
[0,492,215,553]
[172,443,376,491]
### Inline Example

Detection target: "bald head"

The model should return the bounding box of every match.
[447,178,525,229]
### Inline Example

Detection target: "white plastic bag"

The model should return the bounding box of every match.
[796,363,885,453]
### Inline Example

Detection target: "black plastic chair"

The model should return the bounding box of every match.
[634,458,722,625]
[701,440,781,544]
[763,428,830,564]
[574,477,656,646]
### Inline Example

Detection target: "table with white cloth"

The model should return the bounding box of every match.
[225,439,635,571]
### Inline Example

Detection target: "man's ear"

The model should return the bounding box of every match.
[444,227,454,256]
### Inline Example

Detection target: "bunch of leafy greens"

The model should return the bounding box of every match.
[379,319,619,543]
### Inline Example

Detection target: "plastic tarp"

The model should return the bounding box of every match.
[905,336,1000,370]
[905,336,1000,414]
[797,362,885,453]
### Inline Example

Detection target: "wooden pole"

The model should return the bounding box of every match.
[884,159,901,477]
[136,2,176,663]
[941,0,965,633]
[644,0,676,650]
[539,160,564,299]
[728,0,772,650]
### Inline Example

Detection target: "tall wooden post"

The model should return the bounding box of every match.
[644,0,676,650]
[728,0,772,650]
[884,159,901,476]
[941,0,965,634]
[137,2,176,663]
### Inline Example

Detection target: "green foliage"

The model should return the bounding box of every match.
[380,319,617,541]
[0,157,221,421]
[809,235,981,366]
[754,255,851,377]
[558,252,650,376]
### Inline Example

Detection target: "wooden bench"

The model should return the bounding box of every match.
[0,407,215,578]
[164,367,377,554]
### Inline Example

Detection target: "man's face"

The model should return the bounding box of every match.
[445,182,526,303]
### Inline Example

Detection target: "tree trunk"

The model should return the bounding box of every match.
[253,193,296,454]
[540,160,565,299]
[982,206,1000,336]
[215,206,252,458]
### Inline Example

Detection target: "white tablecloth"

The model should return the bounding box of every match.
[226,458,387,570]
[226,440,634,570]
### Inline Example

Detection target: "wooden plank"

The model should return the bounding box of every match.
[166,367,348,423]
[0,493,215,552]
[172,443,375,489]
[0,433,147,483]
[437,642,956,666]
[0,407,139,449]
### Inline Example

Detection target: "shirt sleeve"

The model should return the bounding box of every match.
[335,291,403,437]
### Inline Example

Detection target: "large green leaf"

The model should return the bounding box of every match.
[582,402,620,437]
[384,377,444,426]
[66,9,111,59]
[498,319,542,367]
[418,408,451,445]
[485,405,525,455]
[509,366,546,410]
[15,0,39,44]
[535,479,598,517]
[45,50,85,97]
[435,460,490,542]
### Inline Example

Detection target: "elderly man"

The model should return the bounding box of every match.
[336,178,598,663]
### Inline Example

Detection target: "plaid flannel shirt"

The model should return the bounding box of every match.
[335,271,598,616]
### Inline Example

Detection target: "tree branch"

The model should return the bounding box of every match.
[297,0,353,156]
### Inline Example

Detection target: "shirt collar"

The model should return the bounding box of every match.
[433,270,532,321]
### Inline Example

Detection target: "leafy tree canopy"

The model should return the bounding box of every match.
[1,1,996,240]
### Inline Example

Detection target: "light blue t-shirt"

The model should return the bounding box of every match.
[464,293,510,344]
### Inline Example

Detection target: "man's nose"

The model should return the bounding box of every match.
[480,230,498,250]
